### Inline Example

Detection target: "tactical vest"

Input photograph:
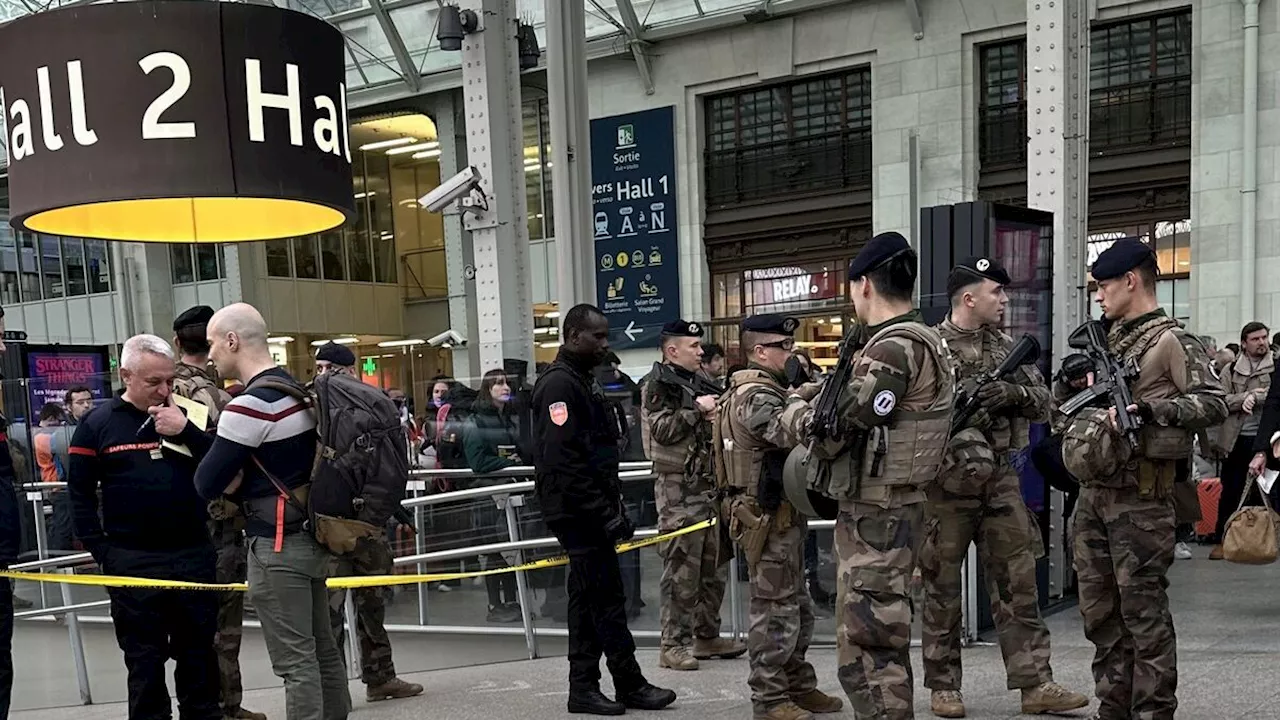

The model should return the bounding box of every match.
[640,373,697,474]
[172,362,231,427]
[713,368,785,496]
[1110,314,1193,462]
[941,323,1029,454]
[819,321,955,503]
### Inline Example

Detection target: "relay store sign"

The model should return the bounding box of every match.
[745,266,839,307]
[0,1,355,243]
[592,106,681,351]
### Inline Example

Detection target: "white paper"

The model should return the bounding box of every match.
[1259,469,1277,496]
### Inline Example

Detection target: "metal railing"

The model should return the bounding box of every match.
[12,462,984,706]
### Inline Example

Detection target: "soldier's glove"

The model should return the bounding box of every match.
[603,512,636,544]
[976,380,1026,412]
[790,381,823,403]
[965,407,993,433]
[1134,400,1156,424]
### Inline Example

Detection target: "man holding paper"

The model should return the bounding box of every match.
[68,333,222,720]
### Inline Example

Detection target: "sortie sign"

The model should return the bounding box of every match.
[0,0,355,243]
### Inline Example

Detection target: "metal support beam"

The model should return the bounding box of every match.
[614,0,656,95]
[433,91,481,380]
[458,0,534,370]
[1027,0,1089,366]
[547,0,597,313]
[904,0,923,40]
[367,0,421,93]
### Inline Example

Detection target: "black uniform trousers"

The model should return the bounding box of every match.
[0,577,13,719]
[549,520,645,695]
[104,544,221,720]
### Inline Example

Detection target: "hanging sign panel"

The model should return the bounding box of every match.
[0,0,355,243]
[591,106,681,351]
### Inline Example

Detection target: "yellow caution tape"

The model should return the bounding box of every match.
[0,518,716,592]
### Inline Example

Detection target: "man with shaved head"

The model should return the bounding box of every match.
[196,303,351,720]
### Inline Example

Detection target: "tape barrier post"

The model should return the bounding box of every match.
[343,591,360,679]
[502,494,537,659]
[0,519,718,591]
[415,504,428,626]
[728,551,742,641]
[61,567,93,705]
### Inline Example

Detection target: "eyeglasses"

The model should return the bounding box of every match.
[757,338,795,351]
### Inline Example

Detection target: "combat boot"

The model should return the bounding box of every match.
[930,689,965,718]
[659,645,699,670]
[366,677,425,701]
[790,689,843,713]
[1020,681,1089,714]
[225,708,267,720]
[754,700,813,720]
[691,636,747,659]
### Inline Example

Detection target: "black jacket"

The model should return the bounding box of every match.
[464,402,523,477]
[0,415,21,566]
[1252,361,1280,469]
[532,350,624,525]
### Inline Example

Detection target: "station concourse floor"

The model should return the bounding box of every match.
[11,543,1280,720]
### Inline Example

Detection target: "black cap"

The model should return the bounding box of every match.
[1091,238,1157,281]
[848,231,910,280]
[947,257,1012,297]
[660,319,704,338]
[741,314,799,336]
[315,342,356,367]
[173,305,214,333]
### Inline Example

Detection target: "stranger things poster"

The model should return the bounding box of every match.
[21,344,111,420]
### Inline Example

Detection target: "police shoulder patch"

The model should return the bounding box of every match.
[549,401,568,426]
[873,389,897,416]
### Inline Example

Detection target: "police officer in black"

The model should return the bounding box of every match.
[69,334,221,720]
[0,326,21,718]
[532,303,677,716]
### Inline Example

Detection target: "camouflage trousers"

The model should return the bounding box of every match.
[658,511,728,647]
[920,469,1053,691]
[211,521,248,714]
[328,537,398,687]
[1073,486,1177,720]
[834,500,923,720]
[747,514,817,712]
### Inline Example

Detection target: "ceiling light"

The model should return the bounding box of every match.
[353,191,374,200]
[412,149,442,160]
[378,339,427,348]
[829,317,842,323]
[310,337,359,347]
[267,336,294,344]
[539,342,560,348]
[544,311,560,319]
[358,137,416,151]
[386,141,440,156]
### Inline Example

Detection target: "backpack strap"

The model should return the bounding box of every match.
[243,374,315,551]
[435,403,451,446]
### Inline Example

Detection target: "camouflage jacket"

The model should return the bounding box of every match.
[172,361,231,427]
[1056,310,1226,488]
[939,316,1050,455]
[641,363,717,526]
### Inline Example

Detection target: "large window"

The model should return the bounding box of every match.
[524,98,554,242]
[1090,12,1191,152]
[0,231,112,302]
[171,244,227,284]
[704,70,872,206]
[978,40,1027,168]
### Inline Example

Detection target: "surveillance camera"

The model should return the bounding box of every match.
[420,166,484,214]
[427,329,468,348]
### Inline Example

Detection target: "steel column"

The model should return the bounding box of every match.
[614,0,656,94]
[458,0,534,371]
[433,91,481,379]
[367,0,421,93]
[1027,0,1089,365]
[547,0,597,314]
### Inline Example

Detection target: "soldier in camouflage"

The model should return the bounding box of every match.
[1057,238,1226,720]
[640,319,746,671]
[713,314,844,720]
[921,259,1088,718]
[313,344,425,702]
[778,232,952,720]
[169,306,266,720]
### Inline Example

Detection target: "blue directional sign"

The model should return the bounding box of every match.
[592,106,680,350]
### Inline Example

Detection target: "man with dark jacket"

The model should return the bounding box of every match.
[0,392,21,718]
[532,303,676,716]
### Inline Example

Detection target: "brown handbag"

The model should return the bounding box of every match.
[1222,479,1279,565]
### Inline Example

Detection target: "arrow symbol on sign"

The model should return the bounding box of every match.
[624,321,641,341]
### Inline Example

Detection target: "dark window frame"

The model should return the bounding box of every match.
[1089,11,1192,153]
[977,39,1028,169]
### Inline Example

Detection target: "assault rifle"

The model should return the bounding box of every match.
[950,334,1042,436]
[809,324,867,443]
[652,362,722,408]
[1058,320,1142,448]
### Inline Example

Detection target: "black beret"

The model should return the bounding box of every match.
[1091,238,1156,281]
[950,256,1012,288]
[660,319,704,338]
[315,342,356,367]
[173,305,214,332]
[848,231,911,280]
[741,314,799,336]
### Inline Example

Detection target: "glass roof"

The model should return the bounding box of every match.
[0,0,776,106]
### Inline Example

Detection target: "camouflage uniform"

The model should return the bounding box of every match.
[921,319,1056,693]
[1057,310,1226,720]
[783,312,954,720]
[640,364,736,665]
[717,365,818,717]
[328,537,398,687]
[171,361,258,720]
